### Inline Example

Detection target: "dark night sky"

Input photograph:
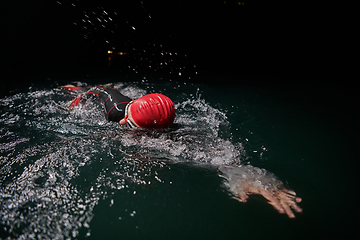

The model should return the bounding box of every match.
[1,1,315,75]
[0,0,343,91]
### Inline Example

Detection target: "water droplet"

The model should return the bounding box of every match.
[130,211,136,217]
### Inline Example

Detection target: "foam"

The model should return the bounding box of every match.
[0,83,285,238]
[219,165,284,200]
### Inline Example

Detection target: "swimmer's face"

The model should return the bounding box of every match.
[119,104,139,128]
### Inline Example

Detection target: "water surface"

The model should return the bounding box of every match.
[1,77,358,239]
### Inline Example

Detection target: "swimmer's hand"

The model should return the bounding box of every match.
[236,183,302,218]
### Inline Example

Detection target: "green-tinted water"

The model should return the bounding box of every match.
[1,76,358,239]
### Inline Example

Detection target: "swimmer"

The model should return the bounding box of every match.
[62,85,175,129]
[61,85,302,218]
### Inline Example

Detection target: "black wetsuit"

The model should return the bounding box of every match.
[73,87,132,122]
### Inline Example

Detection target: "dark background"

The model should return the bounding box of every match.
[1,1,330,90]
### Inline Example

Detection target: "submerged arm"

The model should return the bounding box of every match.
[60,85,102,109]
[219,165,302,218]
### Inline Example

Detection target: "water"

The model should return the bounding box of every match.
[1,77,358,239]
[1,1,358,239]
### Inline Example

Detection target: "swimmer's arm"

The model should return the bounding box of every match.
[236,180,302,218]
[59,85,99,109]
[61,84,76,88]
[59,85,83,91]
[220,165,302,218]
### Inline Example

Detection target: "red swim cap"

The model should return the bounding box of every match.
[129,93,175,129]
